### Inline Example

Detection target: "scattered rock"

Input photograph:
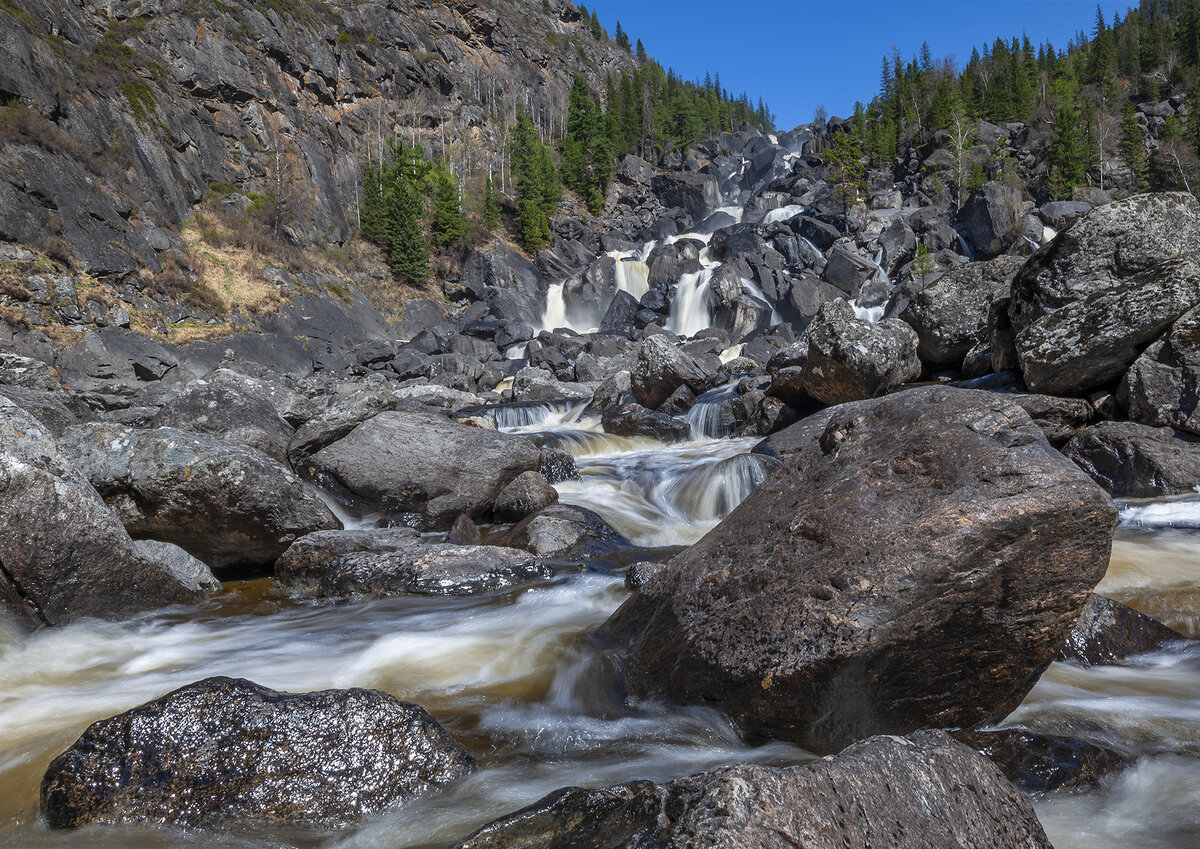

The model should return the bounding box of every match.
[952,729,1126,793]
[799,299,920,404]
[1062,421,1200,497]
[1058,593,1188,666]
[151,380,294,464]
[601,403,691,442]
[305,409,542,529]
[41,677,474,829]
[492,470,559,521]
[274,529,549,598]
[630,335,718,409]
[498,504,630,560]
[61,423,339,572]
[454,731,1052,849]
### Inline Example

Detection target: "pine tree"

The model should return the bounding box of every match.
[1120,98,1147,190]
[481,176,501,231]
[615,20,630,51]
[822,130,866,231]
[429,162,466,247]
[635,38,646,64]
[1048,101,1088,198]
[589,10,602,39]
[385,179,428,284]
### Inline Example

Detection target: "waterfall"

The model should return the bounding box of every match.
[666,267,716,337]
[612,255,650,301]
[762,204,805,225]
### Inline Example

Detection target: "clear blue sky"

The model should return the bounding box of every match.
[589,0,1133,130]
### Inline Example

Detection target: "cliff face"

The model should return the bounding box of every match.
[0,0,637,277]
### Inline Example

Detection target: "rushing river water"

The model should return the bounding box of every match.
[0,405,1197,848]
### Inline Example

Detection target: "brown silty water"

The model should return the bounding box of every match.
[0,407,1196,848]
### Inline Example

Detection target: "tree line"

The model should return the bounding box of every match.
[847,0,1200,199]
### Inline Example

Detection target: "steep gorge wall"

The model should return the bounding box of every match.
[0,0,637,277]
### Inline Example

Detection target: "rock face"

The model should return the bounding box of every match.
[799,300,920,404]
[901,255,1023,367]
[1007,193,1200,395]
[1058,594,1187,666]
[601,386,1116,754]
[1062,421,1200,497]
[61,423,339,571]
[40,677,474,830]
[306,409,542,529]
[0,399,212,626]
[275,529,549,598]
[454,731,1052,849]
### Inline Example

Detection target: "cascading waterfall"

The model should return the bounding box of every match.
[686,381,743,440]
[666,267,716,336]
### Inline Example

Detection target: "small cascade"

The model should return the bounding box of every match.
[612,254,651,301]
[478,399,590,431]
[762,204,805,225]
[666,267,716,337]
[685,381,741,440]
[738,277,782,325]
[651,452,781,524]
[539,282,573,333]
[1042,225,1058,246]
[850,300,886,324]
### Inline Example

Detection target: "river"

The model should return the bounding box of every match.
[0,404,1196,848]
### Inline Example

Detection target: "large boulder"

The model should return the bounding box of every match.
[1062,421,1200,497]
[1006,193,1200,395]
[0,400,214,626]
[41,677,474,830]
[798,299,920,404]
[454,731,1052,849]
[630,335,719,409]
[61,424,339,572]
[1124,305,1200,436]
[304,409,542,529]
[151,380,294,464]
[601,403,691,442]
[274,529,549,598]
[951,729,1126,793]
[600,387,1116,754]
[901,255,1023,367]
[960,181,1026,258]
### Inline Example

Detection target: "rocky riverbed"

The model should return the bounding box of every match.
[5,120,1200,846]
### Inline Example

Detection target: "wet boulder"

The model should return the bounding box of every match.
[1010,393,1094,445]
[1006,193,1200,395]
[274,529,549,598]
[960,181,1026,258]
[601,403,691,443]
[498,504,630,560]
[901,256,1023,368]
[630,335,719,409]
[492,471,559,521]
[601,386,1117,754]
[798,300,920,404]
[951,729,1126,793]
[0,400,215,626]
[1058,594,1188,666]
[1062,421,1200,497]
[61,423,339,572]
[454,731,1052,849]
[151,380,294,464]
[305,409,542,529]
[41,677,474,830]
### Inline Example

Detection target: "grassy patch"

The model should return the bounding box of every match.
[120,80,158,130]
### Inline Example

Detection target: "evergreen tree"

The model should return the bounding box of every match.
[589,9,602,39]
[635,38,646,64]
[1120,98,1147,190]
[1048,100,1088,198]
[822,130,866,231]
[385,179,428,284]
[911,240,935,290]
[615,20,630,51]
[428,162,466,247]
[481,176,501,231]
[508,112,560,251]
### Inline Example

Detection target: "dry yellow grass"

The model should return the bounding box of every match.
[167,322,236,344]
